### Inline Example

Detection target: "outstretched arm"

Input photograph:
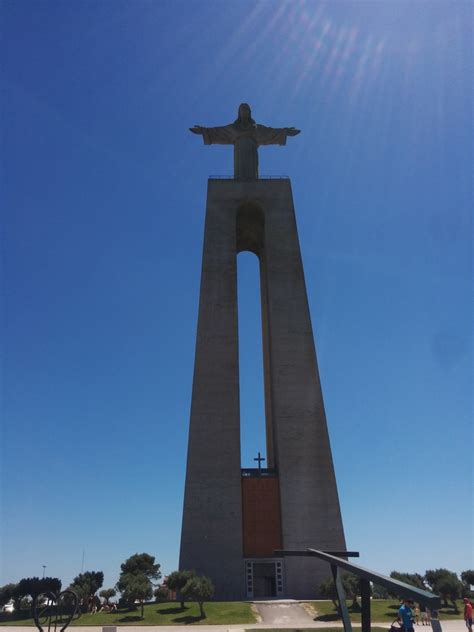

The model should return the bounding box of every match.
[256,125,301,146]
[189,124,235,145]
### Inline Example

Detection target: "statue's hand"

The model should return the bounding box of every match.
[190,125,205,135]
[286,127,301,136]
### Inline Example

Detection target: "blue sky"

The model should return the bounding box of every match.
[2,0,472,592]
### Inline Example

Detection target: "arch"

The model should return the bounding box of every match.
[236,200,274,468]
[237,251,267,468]
[236,200,264,256]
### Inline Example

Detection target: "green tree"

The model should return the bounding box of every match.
[119,553,161,580]
[318,572,362,609]
[425,569,462,610]
[344,572,361,608]
[69,571,104,612]
[389,571,426,596]
[8,584,28,613]
[319,576,338,609]
[116,574,152,617]
[165,570,196,608]
[0,584,16,609]
[17,577,62,601]
[99,588,116,605]
[371,583,390,599]
[154,586,169,602]
[116,553,161,613]
[461,571,474,595]
[181,576,214,618]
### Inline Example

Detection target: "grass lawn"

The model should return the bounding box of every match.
[0,601,257,626]
[307,600,466,623]
[0,599,466,627]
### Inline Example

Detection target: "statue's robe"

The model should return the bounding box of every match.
[201,123,288,180]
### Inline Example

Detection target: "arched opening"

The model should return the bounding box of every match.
[237,251,267,468]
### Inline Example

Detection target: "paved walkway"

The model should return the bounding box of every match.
[0,620,467,632]
[255,600,315,625]
[0,602,467,632]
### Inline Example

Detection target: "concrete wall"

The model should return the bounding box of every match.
[179,179,244,599]
[180,179,345,600]
[260,179,346,597]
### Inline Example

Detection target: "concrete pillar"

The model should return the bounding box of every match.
[180,178,346,599]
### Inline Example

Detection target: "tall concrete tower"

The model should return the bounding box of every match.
[180,106,346,600]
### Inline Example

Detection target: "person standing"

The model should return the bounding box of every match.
[414,605,420,625]
[399,600,415,632]
[420,604,428,625]
[464,597,473,632]
[425,607,432,625]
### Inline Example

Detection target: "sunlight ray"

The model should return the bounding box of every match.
[213,1,268,71]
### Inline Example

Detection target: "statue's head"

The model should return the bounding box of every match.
[235,103,256,126]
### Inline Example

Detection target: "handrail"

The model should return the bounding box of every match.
[275,548,442,632]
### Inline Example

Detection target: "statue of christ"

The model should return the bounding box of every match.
[190,103,300,180]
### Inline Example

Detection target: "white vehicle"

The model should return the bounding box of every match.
[2,602,14,613]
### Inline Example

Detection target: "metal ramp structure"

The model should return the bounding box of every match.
[275,549,442,632]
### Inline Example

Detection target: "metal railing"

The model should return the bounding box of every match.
[275,549,442,632]
[208,175,290,180]
[241,468,278,477]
